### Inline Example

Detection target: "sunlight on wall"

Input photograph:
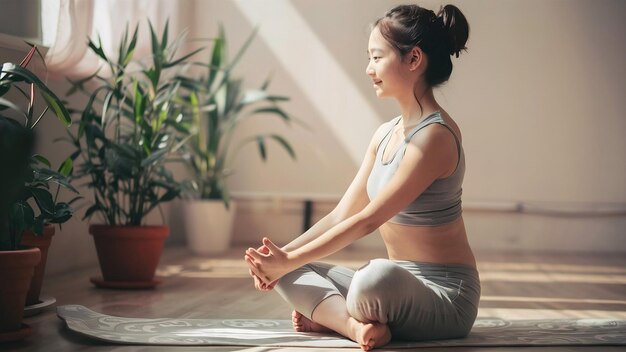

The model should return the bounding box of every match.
[232,0,380,165]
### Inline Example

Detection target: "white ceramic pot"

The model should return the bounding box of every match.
[183,199,237,255]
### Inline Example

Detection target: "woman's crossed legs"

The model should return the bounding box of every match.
[275,258,478,350]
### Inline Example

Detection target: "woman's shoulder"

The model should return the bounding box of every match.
[375,115,401,137]
[368,116,401,153]
[438,111,463,144]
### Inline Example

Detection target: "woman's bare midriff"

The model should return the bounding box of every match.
[379,216,477,269]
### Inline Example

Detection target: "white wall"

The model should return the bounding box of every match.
[2,0,625,276]
[190,0,626,203]
[190,0,626,252]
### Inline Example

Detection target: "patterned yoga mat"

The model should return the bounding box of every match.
[57,305,626,347]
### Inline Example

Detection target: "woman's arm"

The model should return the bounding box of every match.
[287,124,458,267]
[247,123,458,282]
[280,123,390,252]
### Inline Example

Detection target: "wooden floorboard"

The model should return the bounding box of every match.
[4,245,626,351]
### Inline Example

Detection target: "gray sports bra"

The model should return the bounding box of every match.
[366,111,464,226]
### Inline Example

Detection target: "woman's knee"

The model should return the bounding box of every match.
[346,259,405,316]
[350,259,403,294]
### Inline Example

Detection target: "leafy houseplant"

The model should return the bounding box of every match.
[180,27,296,255]
[66,21,202,287]
[0,46,74,336]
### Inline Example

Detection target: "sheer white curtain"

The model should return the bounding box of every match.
[44,0,193,78]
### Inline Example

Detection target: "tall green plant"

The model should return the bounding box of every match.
[182,26,296,207]
[67,21,202,225]
[0,46,77,251]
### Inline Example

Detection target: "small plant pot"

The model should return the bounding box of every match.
[89,225,169,284]
[0,247,41,332]
[183,200,236,255]
[20,225,55,306]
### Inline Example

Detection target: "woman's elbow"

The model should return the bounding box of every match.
[353,210,385,235]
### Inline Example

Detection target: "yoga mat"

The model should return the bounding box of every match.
[57,305,626,347]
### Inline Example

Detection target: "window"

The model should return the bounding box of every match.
[0,0,60,48]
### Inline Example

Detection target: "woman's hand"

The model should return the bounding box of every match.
[250,268,278,291]
[246,244,278,291]
[245,237,295,285]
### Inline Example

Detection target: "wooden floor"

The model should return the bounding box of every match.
[5,245,626,351]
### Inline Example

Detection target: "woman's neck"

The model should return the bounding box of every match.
[396,84,439,128]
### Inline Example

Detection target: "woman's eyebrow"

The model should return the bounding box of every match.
[367,48,383,54]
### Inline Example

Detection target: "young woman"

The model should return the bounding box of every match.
[245,4,479,351]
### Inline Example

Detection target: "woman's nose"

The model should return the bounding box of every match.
[365,63,374,76]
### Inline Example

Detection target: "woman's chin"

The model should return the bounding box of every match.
[375,90,387,98]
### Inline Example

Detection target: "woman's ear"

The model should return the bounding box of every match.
[408,47,423,71]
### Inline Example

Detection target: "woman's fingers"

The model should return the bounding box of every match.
[246,247,265,262]
[267,280,277,290]
[257,244,270,255]
[245,256,270,284]
[262,237,280,253]
[245,250,271,291]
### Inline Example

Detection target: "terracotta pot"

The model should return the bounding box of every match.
[0,247,40,332]
[89,225,169,282]
[20,225,55,305]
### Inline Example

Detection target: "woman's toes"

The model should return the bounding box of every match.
[292,310,302,322]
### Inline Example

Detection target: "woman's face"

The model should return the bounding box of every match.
[366,26,411,98]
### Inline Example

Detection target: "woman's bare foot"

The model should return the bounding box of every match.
[292,310,332,333]
[348,317,392,351]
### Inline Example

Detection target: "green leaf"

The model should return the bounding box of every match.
[87,36,108,61]
[33,217,44,236]
[269,134,296,159]
[123,24,139,67]
[256,136,267,161]
[239,90,268,106]
[83,204,101,221]
[231,26,258,70]
[148,20,162,87]
[260,74,272,91]
[58,157,73,177]
[164,118,191,134]
[67,196,83,205]
[207,31,224,90]
[29,187,55,215]
[217,178,230,209]
[267,95,290,102]
[12,201,35,236]
[0,63,71,127]
[50,203,73,224]
[159,188,179,202]
[161,19,169,51]
[162,47,204,68]
[34,167,78,194]
[251,107,291,123]
[141,149,167,167]
[19,45,37,67]
[41,91,71,127]
[0,97,28,123]
[133,80,145,124]
[32,154,51,168]
[101,90,114,126]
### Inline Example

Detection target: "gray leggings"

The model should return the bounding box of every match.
[275,258,481,341]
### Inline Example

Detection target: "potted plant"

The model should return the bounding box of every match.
[66,22,201,288]
[179,26,296,255]
[0,45,74,340]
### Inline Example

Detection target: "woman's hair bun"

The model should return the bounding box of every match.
[437,4,469,58]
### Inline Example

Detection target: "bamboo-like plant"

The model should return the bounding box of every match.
[66,21,202,225]
[181,26,296,208]
[0,46,76,251]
